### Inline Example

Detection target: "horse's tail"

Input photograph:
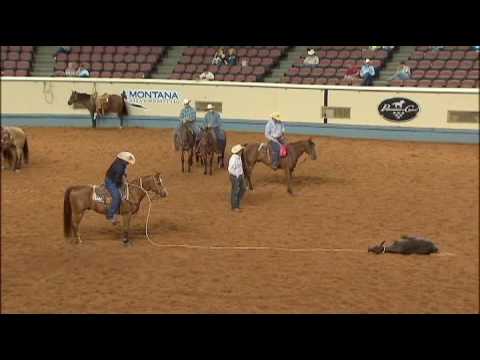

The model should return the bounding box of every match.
[23,137,29,164]
[63,187,74,238]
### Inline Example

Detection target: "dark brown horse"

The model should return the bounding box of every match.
[243,138,317,194]
[1,126,29,171]
[67,91,130,128]
[196,127,226,175]
[175,121,196,173]
[63,173,168,246]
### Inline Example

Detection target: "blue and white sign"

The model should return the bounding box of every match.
[125,89,183,104]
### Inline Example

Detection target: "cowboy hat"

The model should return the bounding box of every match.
[270,112,281,120]
[183,98,191,105]
[117,152,136,165]
[231,144,244,154]
[365,58,370,63]
[207,104,214,110]
[307,49,315,56]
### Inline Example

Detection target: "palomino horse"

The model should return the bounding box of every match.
[243,138,317,194]
[175,121,196,173]
[67,91,131,128]
[63,173,168,246]
[1,126,29,171]
[196,127,227,175]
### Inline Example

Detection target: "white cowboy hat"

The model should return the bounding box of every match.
[207,104,214,110]
[307,49,315,56]
[183,98,191,105]
[231,144,244,154]
[117,152,136,165]
[365,58,370,63]
[270,112,281,120]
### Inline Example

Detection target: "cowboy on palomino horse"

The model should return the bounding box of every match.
[174,98,200,151]
[265,112,287,170]
[104,152,136,225]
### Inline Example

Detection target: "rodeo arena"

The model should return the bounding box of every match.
[1,45,479,314]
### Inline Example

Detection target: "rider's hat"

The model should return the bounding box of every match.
[117,152,136,165]
[207,104,214,110]
[270,112,281,120]
[183,98,191,105]
[231,144,244,154]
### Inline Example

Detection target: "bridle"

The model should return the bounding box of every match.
[138,175,164,197]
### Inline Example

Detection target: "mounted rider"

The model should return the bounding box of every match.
[265,112,286,169]
[174,98,199,150]
[104,152,135,224]
[202,103,226,148]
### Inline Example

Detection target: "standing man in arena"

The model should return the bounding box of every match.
[174,98,199,150]
[104,152,135,224]
[265,112,286,170]
[228,144,247,212]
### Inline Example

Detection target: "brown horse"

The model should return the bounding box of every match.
[175,121,196,173]
[67,90,130,128]
[196,127,227,175]
[63,173,168,246]
[243,138,317,194]
[1,126,29,171]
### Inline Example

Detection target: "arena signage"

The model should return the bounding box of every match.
[378,97,420,122]
[125,89,182,104]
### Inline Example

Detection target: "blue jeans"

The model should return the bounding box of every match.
[105,178,121,219]
[270,139,285,167]
[363,73,374,86]
[230,175,246,209]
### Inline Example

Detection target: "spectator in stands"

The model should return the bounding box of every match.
[344,64,361,80]
[241,58,249,67]
[472,46,480,52]
[77,64,90,78]
[303,49,319,67]
[212,48,227,65]
[227,48,238,65]
[431,46,445,51]
[369,46,381,50]
[199,71,215,81]
[360,58,375,86]
[65,62,77,77]
[382,46,395,51]
[54,46,71,58]
[389,61,411,81]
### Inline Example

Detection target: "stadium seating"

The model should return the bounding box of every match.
[0,46,35,76]
[169,46,290,82]
[53,46,167,78]
[388,46,479,88]
[281,46,396,85]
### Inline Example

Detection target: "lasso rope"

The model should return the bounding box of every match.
[124,182,455,256]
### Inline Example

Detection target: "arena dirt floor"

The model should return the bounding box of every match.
[1,127,478,313]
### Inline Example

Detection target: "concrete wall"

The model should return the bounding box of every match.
[1,77,479,143]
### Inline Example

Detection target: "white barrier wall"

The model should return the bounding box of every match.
[1,77,479,130]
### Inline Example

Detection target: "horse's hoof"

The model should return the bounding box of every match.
[122,240,132,247]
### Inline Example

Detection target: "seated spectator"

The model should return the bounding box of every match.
[360,58,375,86]
[65,62,78,77]
[431,46,445,51]
[303,48,319,67]
[344,64,361,80]
[227,48,238,65]
[199,71,215,81]
[389,61,411,80]
[77,64,90,78]
[472,46,480,52]
[54,46,71,59]
[241,58,249,67]
[212,48,227,65]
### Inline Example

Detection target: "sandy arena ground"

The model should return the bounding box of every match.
[1,127,478,313]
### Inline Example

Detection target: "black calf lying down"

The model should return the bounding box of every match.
[368,236,439,255]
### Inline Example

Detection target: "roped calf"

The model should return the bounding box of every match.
[368,235,439,255]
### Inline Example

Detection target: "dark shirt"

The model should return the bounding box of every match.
[105,158,128,186]
[227,55,237,65]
